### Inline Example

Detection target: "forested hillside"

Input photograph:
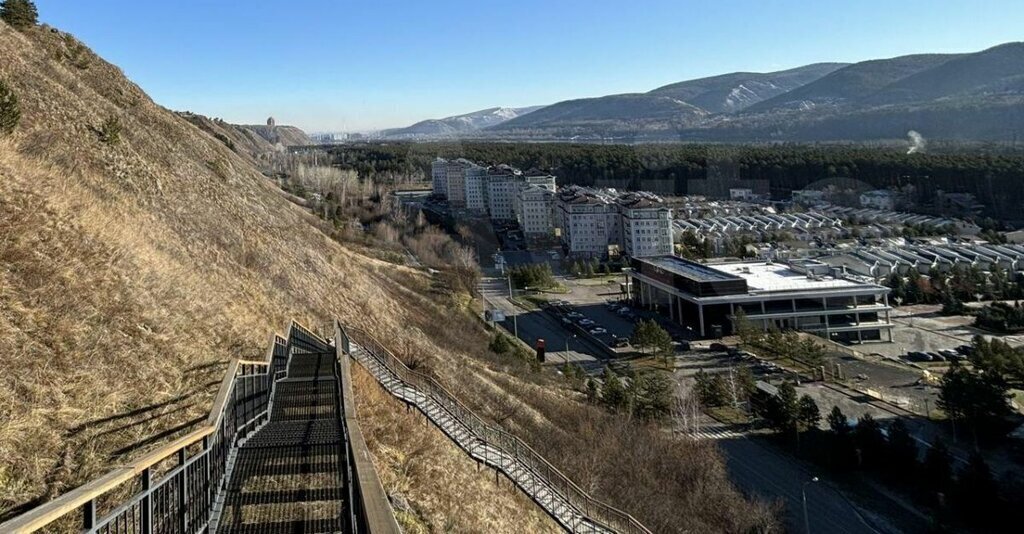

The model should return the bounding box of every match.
[328,141,1024,222]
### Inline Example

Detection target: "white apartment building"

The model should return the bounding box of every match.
[445,158,472,208]
[464,163,488,213]
[517,185,556,239]
[431,158,448,197]
[486,165,522,221]
[618,192,674,257]
[556,187,618,258]
[556,186,673,259]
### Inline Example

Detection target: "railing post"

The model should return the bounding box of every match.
[141,467,153,534]
[82,499,96,531]
[178,449,188,533]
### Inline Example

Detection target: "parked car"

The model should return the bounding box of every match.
[907,351,933,362]
[578,319,595,327]
[611,337,629,348]
[567,311,583,319]
[709,342,728,352]
[939,349,960,359]
[589,327,607,335]
[561,317,573,325]
[956,344,976,356]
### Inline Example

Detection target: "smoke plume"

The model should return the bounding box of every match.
[907,130,926,154]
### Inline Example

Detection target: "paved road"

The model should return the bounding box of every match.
[717,435,892,534]
[479,277,607,371]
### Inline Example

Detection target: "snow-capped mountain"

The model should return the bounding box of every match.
[382,106,545,138]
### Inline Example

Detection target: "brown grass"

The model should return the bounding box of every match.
[351,365,559,533]
[0,19,777,533]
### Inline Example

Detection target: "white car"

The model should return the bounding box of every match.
[578,319,595,327]
[589,327,607,335]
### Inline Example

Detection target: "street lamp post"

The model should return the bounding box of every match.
[802,476,819,534]
[564,334,576,366]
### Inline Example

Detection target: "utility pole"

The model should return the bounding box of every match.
[508,274,518,339]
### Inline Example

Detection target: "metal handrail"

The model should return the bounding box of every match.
[341,324,651,534]
[0,324,306,533]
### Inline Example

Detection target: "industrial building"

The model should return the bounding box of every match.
[627,256,894,343]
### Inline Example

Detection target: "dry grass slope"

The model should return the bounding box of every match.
[0,21,540,529]
[0,19,776,533]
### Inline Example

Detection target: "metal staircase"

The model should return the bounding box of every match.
[215,329,350,534]
[0,321,399,534]
[340,325,651,534]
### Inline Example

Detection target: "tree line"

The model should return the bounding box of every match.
[322,141,1024,222]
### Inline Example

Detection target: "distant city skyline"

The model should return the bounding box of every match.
[39,0,1024,132]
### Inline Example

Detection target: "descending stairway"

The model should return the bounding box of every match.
[348,338,642,534]
[216,337,351,533]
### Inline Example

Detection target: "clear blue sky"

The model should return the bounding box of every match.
[38,0,1024,132]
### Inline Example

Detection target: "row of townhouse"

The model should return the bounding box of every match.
[822,242,1024,282]
[673,211,843,237]
[556,186,674,259]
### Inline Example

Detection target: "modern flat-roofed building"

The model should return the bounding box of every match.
[627,256,893,342]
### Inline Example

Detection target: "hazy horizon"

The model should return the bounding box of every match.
[39,0,1024,132]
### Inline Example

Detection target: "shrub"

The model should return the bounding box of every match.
[98,116,123,145]
[1,0,38,30]
[0,80,20,136]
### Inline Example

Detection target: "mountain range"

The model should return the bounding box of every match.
[381,106,544,138]
[385,42,1024,143]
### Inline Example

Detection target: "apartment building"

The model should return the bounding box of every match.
[464,163,488,213]
[554,187,673,259]
[445,158,473,208]
[556,187,619,258]
[516,185,557,239]
[618,192,674,258]
[486,165,522,221]
[430,158,447,197]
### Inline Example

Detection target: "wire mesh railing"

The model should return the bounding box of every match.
[338,323,651,534]
[0,320,331,534]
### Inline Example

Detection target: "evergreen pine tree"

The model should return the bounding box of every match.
[1,0,38,29]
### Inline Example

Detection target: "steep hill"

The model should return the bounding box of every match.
[745,54,960,112]
[0,21,772,533]
[649,63,847,113]
[480,42,1024,141]
[861,42,1024,105]
[489,93,708,138]
[382,105,544,138]
[0,22,550,529]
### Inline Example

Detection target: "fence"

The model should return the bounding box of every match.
[0,319,400,534]
[338,323,651,534]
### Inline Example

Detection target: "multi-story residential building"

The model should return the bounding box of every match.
[464,163,488,213]
[618,192,673,257]
[444,158,472,208]
[556,187,618,258]
[486,165,522,221]
[431,157,448,197]
[516,185,556,239]
[555,187,674,259]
